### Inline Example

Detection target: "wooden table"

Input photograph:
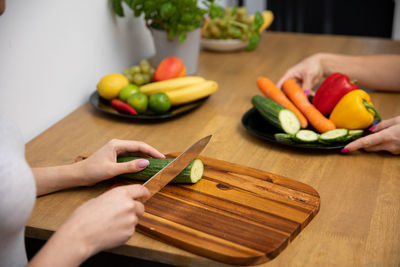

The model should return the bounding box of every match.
[26,32,400,266]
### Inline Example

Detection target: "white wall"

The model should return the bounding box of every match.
[0,0,155,142]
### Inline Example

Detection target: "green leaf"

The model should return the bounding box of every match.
[246,33,260,51]
[253,11,264,32]
[112,0,124,17]
[179,32,187,43]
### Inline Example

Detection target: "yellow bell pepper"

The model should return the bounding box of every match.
[329,89,381,129]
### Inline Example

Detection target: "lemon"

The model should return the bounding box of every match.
[97,73,129,100]
[149,92,171,114]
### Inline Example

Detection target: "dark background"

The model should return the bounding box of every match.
[238,0,395,38]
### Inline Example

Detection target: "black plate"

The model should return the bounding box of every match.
[241,108,345,151]
[89,91,208,121]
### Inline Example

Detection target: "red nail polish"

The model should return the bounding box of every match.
[341,148,350,153]
[369,125,376,131]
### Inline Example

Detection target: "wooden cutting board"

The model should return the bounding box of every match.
[77,153,320,265]
[133,154,319,265]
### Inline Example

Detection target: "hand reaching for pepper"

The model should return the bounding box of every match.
[342,116,400,155]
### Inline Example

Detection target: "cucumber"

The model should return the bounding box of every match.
[341,129,364,143]
[319,128,349,144]
[294,130,319,143]
[252,95,300,135]
[349,129,364,139]
[274,133,295,144]
[117,157,204,184]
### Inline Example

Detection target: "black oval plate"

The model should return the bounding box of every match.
[241,107,345,151]
[89,91,208,121]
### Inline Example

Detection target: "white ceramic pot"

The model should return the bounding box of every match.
[150,27,201,75]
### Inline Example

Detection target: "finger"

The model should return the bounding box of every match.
[344,133,384,152]
[370,116,399,132]
[363,142,400,154]
[113,159,150,176]
[301,74,314,93]
[277,71,294,89]
[133,201,145,216]
[112,140,165,159]
[122,184,151,200]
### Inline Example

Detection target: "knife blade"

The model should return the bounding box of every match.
[141,135,212,202]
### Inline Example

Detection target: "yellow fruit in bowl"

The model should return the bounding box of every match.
[97,73,129,100]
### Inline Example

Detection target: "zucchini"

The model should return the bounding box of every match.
[252,95,300,135]
[117,157,204,184]
[319,128,349,144]
[274,133,295,144]
[294,130,319,143]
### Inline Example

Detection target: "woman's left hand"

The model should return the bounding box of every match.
[77,139,165,186]
[343,116,400,155]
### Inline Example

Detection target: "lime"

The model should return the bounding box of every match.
[119,84,140,102]
[97,73,129,100]
[127,92,148,114]
[149,92,171,114]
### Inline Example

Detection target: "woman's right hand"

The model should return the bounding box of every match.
[277,53,325,95]
[57,184,150,257]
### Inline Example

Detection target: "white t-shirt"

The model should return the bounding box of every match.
[0,113,36,267]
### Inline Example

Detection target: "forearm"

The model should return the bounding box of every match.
[32,162,89,196]
[318,53,400,91]
[28,224,91,267]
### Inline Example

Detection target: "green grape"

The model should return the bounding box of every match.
[149,68,155,77]
[139,59,150,68]
[133,74,145,86]
[140,64,151,74]
[123,69,130,76]
[130,65,141,75]
[142,73,151,84]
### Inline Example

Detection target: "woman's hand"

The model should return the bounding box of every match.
[29,184,150,267]
[78,139,165,186]
[277,53,324,95]
[343,116,400,155]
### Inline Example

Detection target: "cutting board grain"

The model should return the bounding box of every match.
[114,153,320,265]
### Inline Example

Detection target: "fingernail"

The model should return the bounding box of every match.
[138,159,149,168]
[303,90,309,97]
[341,148,350,153]
[369,125,376,131]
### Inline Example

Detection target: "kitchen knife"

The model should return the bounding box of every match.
[141,135,212,203]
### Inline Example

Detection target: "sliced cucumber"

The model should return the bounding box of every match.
[252,95,300,135]
[294,130,319,143]
[349,129,364,139]
[274,133,295,144]
[319,128,349,143]
[341,129,364,143]
[117,157,204,184]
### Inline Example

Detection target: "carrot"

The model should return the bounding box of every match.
[257,77,308,128]
[282,79,336,133]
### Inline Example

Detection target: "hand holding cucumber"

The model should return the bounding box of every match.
[76,139,166,186]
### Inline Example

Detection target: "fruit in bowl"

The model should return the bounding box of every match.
[201,7,274,52]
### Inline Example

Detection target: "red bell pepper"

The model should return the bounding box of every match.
[111,99,138,116]
[312,72,358,116]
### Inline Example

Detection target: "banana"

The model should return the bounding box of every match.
[140,76,205,96]
[166,80,218,106]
